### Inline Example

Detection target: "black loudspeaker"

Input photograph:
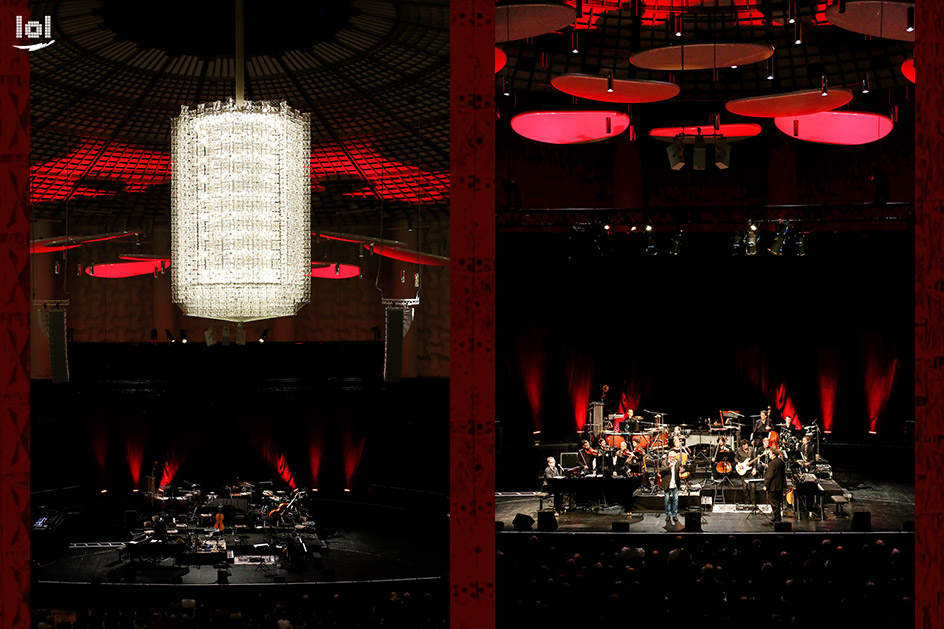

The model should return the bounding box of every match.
[560,452,579,468]
[774,522,793,532]
[216,569,229,584]
[48,309,70,383]
[495,521,505,531]
[851,511,872,531]
[612,521,630,532]
[537,511,558,531]
[684,510,702,532]
[384,309,403,382]
[512,513,535,531]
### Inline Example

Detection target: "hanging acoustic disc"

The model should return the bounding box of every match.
[825,1,914,42]
[726,88,854,118]
[649,123,762,143]
[774,111,894,145]
[551,74,680,103]
[630,42,774,71]
[495,48,507,73]
[901,58,914,83]
[496,3,577,42]
[511,111,630,144]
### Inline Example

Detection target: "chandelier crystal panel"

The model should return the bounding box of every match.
[171,99,311,323]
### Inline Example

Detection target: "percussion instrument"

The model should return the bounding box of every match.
[649,430,669,449]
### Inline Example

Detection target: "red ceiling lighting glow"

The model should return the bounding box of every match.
[552,74,680,104]
[310,263,360,279]
[901,59,914,83]
[649,123,761,143]
[638,0,764,27]
[774,111,894,145]
[726,88,853,118]
[511,111,630,144]
[86,259,169,278]
[495,48,506,73]
[364,244,449,266]
[630,43,774,71]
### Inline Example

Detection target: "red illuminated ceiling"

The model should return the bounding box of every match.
[726,88,854,118]
[495,47,506,73]
[86,259,169,278]
[30,137,448,205]
[901,59,914,83]
[630,42,774,71]
[649,123,762,143]
[511,111,630,144]
[551,74,680,104]
[774,111,894,145]
[310,263,361,279]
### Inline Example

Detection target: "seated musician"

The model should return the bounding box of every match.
[734,439,756,476]
[614,441,638,476]
[799,435,816,469]
[543,456,564,515]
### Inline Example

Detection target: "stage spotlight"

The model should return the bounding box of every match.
[259,328,269,343]
[204,328,217,346]
[603,224,611,231]
[862,74,870,94]
[766,58,774,80]
[180,329,188,344]
[715,139,730,169]
[645,223,653,232]
[666,139,685,170]
[731,232,742,255]
[797,232,807,257]
[906,6,914,32]
[745,230,757,256]
[150,329,158,344]
[749,221,757,232]
[821,75,828,96]
[165,329,176,343]
[769,222,788,255]
[693,134,706,171]
[607,72,614,93]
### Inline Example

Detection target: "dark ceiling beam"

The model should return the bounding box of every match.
[329,38,448,100]
[302,47,450,166]
[496,202,914,233]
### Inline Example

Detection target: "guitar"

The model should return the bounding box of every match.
[268,488,303,517]
[735,453,767,476]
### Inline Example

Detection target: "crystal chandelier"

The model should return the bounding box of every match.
[170,99,311,323]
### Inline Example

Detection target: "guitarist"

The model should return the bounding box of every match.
[734,439,757,477]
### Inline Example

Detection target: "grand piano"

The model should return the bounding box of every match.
[546,474,644,512]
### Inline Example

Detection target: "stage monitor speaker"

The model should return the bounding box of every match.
[495,521,505,531]
[48,309,69,383]
[774,522,793,533]
[512,513,535,531]
[560,452,579,468]
[216,569,229,584]
[851,511,872,531]
[612,521,630,532]
[537,511,558,531]
[384,309,403,382]
[684,510,702,532]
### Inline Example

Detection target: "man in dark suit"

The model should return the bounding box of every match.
[543,456,564,515]
[764,447,787,523]
[660,450,684,525]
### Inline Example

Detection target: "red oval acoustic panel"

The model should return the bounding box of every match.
[649,123,762,143]
[774,111,894,145]
[826,1,914,42]
[630,42,774,71]
[495,48,506,73]
[511,111,630,144]
[726,88,854,118]
[364,244,449,266]
[86,260,169,278]
[901,59,914,83]
[496,3,576,42]
[310,263,360,279]
[551,74,680,103]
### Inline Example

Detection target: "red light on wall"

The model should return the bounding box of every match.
[649,123,761,141]
[774,111,893,145]
[310,263,360,279]
[511,111,630,144]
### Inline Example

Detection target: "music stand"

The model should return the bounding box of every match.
[744,478,765,518]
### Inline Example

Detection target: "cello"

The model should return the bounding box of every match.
[214,505,224,532]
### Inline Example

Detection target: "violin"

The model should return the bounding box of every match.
[584,445,600,457]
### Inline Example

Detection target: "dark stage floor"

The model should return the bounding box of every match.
[497,476,913,533]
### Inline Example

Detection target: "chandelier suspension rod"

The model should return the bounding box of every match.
[235,0,245,103]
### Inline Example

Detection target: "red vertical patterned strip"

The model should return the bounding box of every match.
[915,2,944,624]
[450,0,495,627]
[0,1,30,624]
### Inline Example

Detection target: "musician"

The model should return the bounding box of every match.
[799,435,816,469]
[614,441,638,476]
[752,409,771,446]
[543,457,564,514]
[764,447,787,523]
[660,450,683,525]
[734,439,756,476]
[577,440,596,472]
